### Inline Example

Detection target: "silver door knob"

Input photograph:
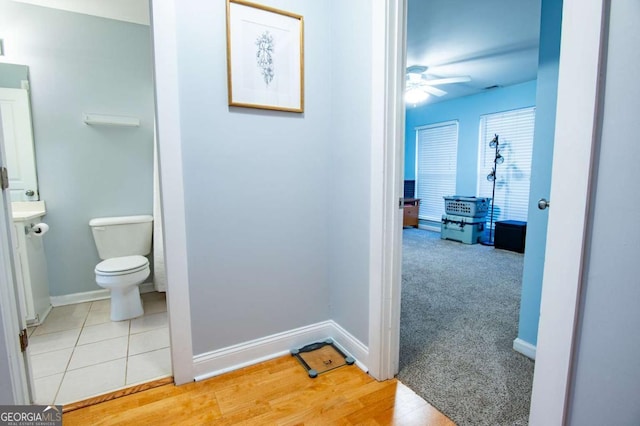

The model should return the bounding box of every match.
[25,190,35,197]
[538,198,550,210]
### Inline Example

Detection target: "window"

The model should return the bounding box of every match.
[415,121,459,222]
[477,107,536,223]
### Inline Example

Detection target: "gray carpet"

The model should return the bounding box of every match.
[397,228,534,426]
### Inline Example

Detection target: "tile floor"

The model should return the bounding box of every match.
[28,292,172,405]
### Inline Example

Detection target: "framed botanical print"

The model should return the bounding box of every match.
[226,0,304,112]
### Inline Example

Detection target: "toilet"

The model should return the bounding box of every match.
[89,215,153,321]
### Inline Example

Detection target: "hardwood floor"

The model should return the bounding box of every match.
[63,355,454,425]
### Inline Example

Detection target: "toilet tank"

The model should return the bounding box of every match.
[89,215,153,260]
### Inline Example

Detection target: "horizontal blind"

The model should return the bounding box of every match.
[416,121,458,222]
[478,107,535,223]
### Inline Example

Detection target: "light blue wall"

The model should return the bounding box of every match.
[518,0,562,347]
[568,1,640,423]
[0,2,155,296]
[405,81,537,196]
[327,0,372,345]
[0,63,28,89]
[177,0,331,354]
[177,0,374,355]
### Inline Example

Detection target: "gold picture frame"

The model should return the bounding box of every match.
[226,0,304,113]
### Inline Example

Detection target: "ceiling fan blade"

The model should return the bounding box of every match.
[422,86,447,97]
[423,76,472,86]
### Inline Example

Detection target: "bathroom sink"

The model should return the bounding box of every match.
[12,201,46,221]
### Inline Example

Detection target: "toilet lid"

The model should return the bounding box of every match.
[95,255,149,275]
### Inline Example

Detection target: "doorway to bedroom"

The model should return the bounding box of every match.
[396,0,562,424]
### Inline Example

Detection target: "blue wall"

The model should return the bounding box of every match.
[518,0,562,347]
[405,81,537,196]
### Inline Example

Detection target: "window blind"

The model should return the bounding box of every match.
[416,121,459,222]
[477,107,536,223]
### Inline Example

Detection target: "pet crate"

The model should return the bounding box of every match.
[441,214,488,244]
[443,196,491,218]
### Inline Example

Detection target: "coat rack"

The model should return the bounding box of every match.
[482,134,503,246]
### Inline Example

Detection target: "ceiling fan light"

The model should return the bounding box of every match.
[407,73,423,83]
[405,88,429,105]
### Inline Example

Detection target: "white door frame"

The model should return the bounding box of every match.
[371,0,608,425]
[149,0,194,385]
[0,112,32,404]
[366,0,407,381]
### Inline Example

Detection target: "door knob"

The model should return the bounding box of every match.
[25,190,35,197]
[538,198,550,210]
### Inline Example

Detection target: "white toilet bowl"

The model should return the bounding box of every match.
[95,255,150,321]
[89,215,153,322]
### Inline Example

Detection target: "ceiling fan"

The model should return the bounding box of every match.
[405,65,471,104]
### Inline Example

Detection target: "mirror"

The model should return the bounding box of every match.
[0,62,39,201]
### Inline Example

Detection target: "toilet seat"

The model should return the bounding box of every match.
[95,255,149,276]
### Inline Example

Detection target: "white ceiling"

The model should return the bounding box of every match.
[407,0,542,104]
[11,0,149,25]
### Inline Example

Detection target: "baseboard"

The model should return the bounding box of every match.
[329,320,369,372]
[192,320,369,381]
[513,337,536,360]
[26,304,53,327]
[418,223,441,233]
[50,282,156,307]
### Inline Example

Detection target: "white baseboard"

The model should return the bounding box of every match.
[513,337,537,360]
[418,223,441,233]
[192,320,369,382]
[329,320,369,372]
[50,282,156,307]
[26,304,53,327]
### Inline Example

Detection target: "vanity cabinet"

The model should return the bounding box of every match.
[12,202,51,325]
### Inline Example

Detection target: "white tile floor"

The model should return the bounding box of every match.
[29,292,171,405]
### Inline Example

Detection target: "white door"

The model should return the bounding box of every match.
[0,110,34,403]
[528,0,607,423]
[0,88,38,202]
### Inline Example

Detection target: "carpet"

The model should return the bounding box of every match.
[397,228,535,426]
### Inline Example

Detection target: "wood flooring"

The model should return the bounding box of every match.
[63,355,454,425]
